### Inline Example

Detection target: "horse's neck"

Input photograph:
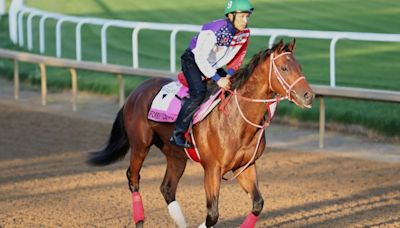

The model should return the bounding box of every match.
[238,64,271,101]
[228,61,272,141]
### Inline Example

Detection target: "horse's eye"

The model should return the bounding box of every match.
[281,66,288,72]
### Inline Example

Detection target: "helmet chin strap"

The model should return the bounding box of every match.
[229,11,251,31]
[229,12,237,29]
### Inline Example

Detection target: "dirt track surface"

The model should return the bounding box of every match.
[0,82,399,227]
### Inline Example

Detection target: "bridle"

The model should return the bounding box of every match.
[269,52,306,106]
[228,51,306,127]
[223,51,306,181]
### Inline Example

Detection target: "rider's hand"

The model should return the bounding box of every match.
[217,77,231,90]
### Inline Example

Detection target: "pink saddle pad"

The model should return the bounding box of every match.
[148,81,222,124]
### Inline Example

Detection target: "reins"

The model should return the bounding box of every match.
[223,51,305,181]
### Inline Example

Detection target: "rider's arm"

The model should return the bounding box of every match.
[192,30,221,82]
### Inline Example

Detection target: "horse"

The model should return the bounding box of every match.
[87,39,314,228]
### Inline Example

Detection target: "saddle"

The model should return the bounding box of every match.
[148,72,222,125]
[147,72,222,162]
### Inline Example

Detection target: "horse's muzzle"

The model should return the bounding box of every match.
[304,91,314,105]
[294,90,314,108]
[303,91,315,108]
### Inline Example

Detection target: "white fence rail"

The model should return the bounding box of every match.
[1,48,399,149]
[0,0,5,16]
[8,0,400,87]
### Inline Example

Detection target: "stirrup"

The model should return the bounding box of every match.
[169,134,193,148]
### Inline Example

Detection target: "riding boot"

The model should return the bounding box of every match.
[169,99,199,148]
[171,49,207,148]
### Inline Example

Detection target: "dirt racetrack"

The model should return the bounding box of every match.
[0,84,399,227]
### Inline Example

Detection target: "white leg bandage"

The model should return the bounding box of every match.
[168,201,187,228]
[198,221,213,228]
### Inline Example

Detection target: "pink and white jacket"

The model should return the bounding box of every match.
[189,18,250,81]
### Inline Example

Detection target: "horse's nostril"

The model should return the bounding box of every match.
[304,92,313,101]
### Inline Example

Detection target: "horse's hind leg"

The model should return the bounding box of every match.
[236,163,264,228]
[160,153,188,228]
[127,143,151,228]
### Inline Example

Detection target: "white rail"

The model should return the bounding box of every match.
[8,1,400,87]
[0,0,5,16]
[75,18,109,61]
[100,20,137,64]
[1,47,399,149]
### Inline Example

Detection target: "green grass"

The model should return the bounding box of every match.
[0,0,399,137]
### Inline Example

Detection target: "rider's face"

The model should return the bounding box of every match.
[228,12,250,31]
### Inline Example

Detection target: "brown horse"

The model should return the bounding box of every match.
[87,39,314,228]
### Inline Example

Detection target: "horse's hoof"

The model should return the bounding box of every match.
[135,220,144,228]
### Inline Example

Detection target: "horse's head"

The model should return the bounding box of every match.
[268,39,314,108]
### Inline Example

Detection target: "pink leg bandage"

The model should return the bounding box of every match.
[132,192,145,224]
[240,212,258,228]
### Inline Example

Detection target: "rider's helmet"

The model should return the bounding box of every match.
[224,0,254,16]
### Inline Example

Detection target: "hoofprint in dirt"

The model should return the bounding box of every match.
[0,99,399,227]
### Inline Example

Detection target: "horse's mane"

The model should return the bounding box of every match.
[206,41,288,96]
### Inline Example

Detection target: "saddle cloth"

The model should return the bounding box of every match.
[148,81,222,125]
[148,80,222,162]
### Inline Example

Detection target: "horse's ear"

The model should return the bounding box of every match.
[288,38,296,52]
[277,39,285,52]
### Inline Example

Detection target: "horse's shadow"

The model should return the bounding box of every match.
[218,184,400,227]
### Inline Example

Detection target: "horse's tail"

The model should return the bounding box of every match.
[87,107,130,166]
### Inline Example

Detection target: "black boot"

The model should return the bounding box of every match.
[169,99,199,148]
[170,129,193,148]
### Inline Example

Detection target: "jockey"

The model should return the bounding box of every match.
[170,0,254,148]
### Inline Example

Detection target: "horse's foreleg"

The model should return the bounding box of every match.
[199,165,221,228]
[160,155,187,228]
[236,163,263,228]
[128,145,150,228]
